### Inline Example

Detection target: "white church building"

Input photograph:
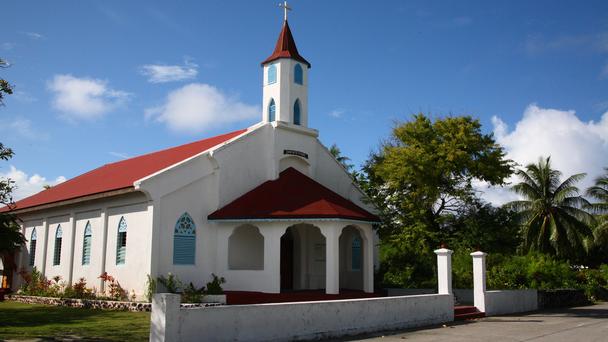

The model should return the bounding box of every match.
[7,18,380,298]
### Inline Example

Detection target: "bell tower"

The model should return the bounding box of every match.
[261,2,311,127]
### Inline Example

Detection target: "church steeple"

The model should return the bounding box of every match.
[261,21,310,68]
[261,3,310,127]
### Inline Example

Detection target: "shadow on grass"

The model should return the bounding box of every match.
[0,302,150,341]
[0,305,105,328]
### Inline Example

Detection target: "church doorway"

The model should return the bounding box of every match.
[280,229,294,290]
[280,224,326,292]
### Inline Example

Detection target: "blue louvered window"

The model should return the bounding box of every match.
[268,98,276,122]
[173,213,196,265]
[53,225,62,266]
[351,236,362,271]
[268,64,277,84]
[293,99,301,125]
[82,221,92,265]
[294,64,303,85]
[116,217,127,265]
[29,228,37,266]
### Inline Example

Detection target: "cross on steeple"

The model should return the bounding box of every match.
[278,1,291,21]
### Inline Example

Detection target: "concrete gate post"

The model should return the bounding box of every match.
[471,251,487,312]
[434,248,453,295]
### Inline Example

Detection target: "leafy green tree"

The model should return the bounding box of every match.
[0,58,12,106]
[506,157,594,260]
[585,168,608,264]
[443,199,521,254]
[0,57,24,289]
[360,114,513,287]
[364,114,512,238]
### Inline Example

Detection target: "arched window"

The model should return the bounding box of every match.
[293,99,301,125]
[351,236,362,271]
[173,213,196,265]
[294,64,303,85]
[116,217,127,265]
[29,228,37,266]
[267,64,277,84]
[53,225,62,266]
[82,221,92,265]
[268,98,276,122]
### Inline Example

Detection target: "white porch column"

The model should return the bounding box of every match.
[434,247,453,295]
[362,225,374,293]
[320,224,340,295]
[262,222,284,294]
[471,251,487,312]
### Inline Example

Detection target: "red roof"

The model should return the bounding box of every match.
[261,20,311,68]
[4,129,247,212]
[208,167,379,222]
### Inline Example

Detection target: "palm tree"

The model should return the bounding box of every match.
[328,144,354,171]
[505,157,594,259]
[586,168,608,247]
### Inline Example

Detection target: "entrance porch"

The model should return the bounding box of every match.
[214,220,375,295]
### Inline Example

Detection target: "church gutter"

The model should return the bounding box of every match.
[207,217,380,224]
[6,187,137,215]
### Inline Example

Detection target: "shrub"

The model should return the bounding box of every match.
[157,273,182,293]
[487,253,577,290]
[63,278,95,299]
[99,272,128,301]
[145,274,157,302]
[181,282,205,303]
[206,274,225,295]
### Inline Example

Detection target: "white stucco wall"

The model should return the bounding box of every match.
[151,293,453,342]
[15,192,152,297]
[484,290,538,316]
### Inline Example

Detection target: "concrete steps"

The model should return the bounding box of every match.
[454,305,485,320]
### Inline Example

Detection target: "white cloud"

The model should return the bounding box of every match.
[0,166,66,201]
[146,83,258,133]
[109,151,130,160]
[48,74,130,120]
[477,104,608,205]
[329,109,345,118]
[1,42,15,51]
[139,60,198,83]
[0,117,47,140]
[24,32,43,40]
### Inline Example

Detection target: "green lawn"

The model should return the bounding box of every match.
[0,301,150,341]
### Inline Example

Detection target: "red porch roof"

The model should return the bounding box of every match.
[208,167,379,222]
[3,129,247,212]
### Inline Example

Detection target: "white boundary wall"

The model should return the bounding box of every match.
[150,293,453,342]
[471,251,538,316]
[484,290,538,316]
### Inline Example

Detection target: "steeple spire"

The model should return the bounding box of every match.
[261,15,310,68]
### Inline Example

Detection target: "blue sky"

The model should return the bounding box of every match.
[1,0,608,202]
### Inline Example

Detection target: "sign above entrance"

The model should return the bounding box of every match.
[283,149,308,159]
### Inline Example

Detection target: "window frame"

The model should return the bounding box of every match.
[173,212,196,265]
[53,225,62,266]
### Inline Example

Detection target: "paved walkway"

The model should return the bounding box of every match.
[333,302,608,342]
